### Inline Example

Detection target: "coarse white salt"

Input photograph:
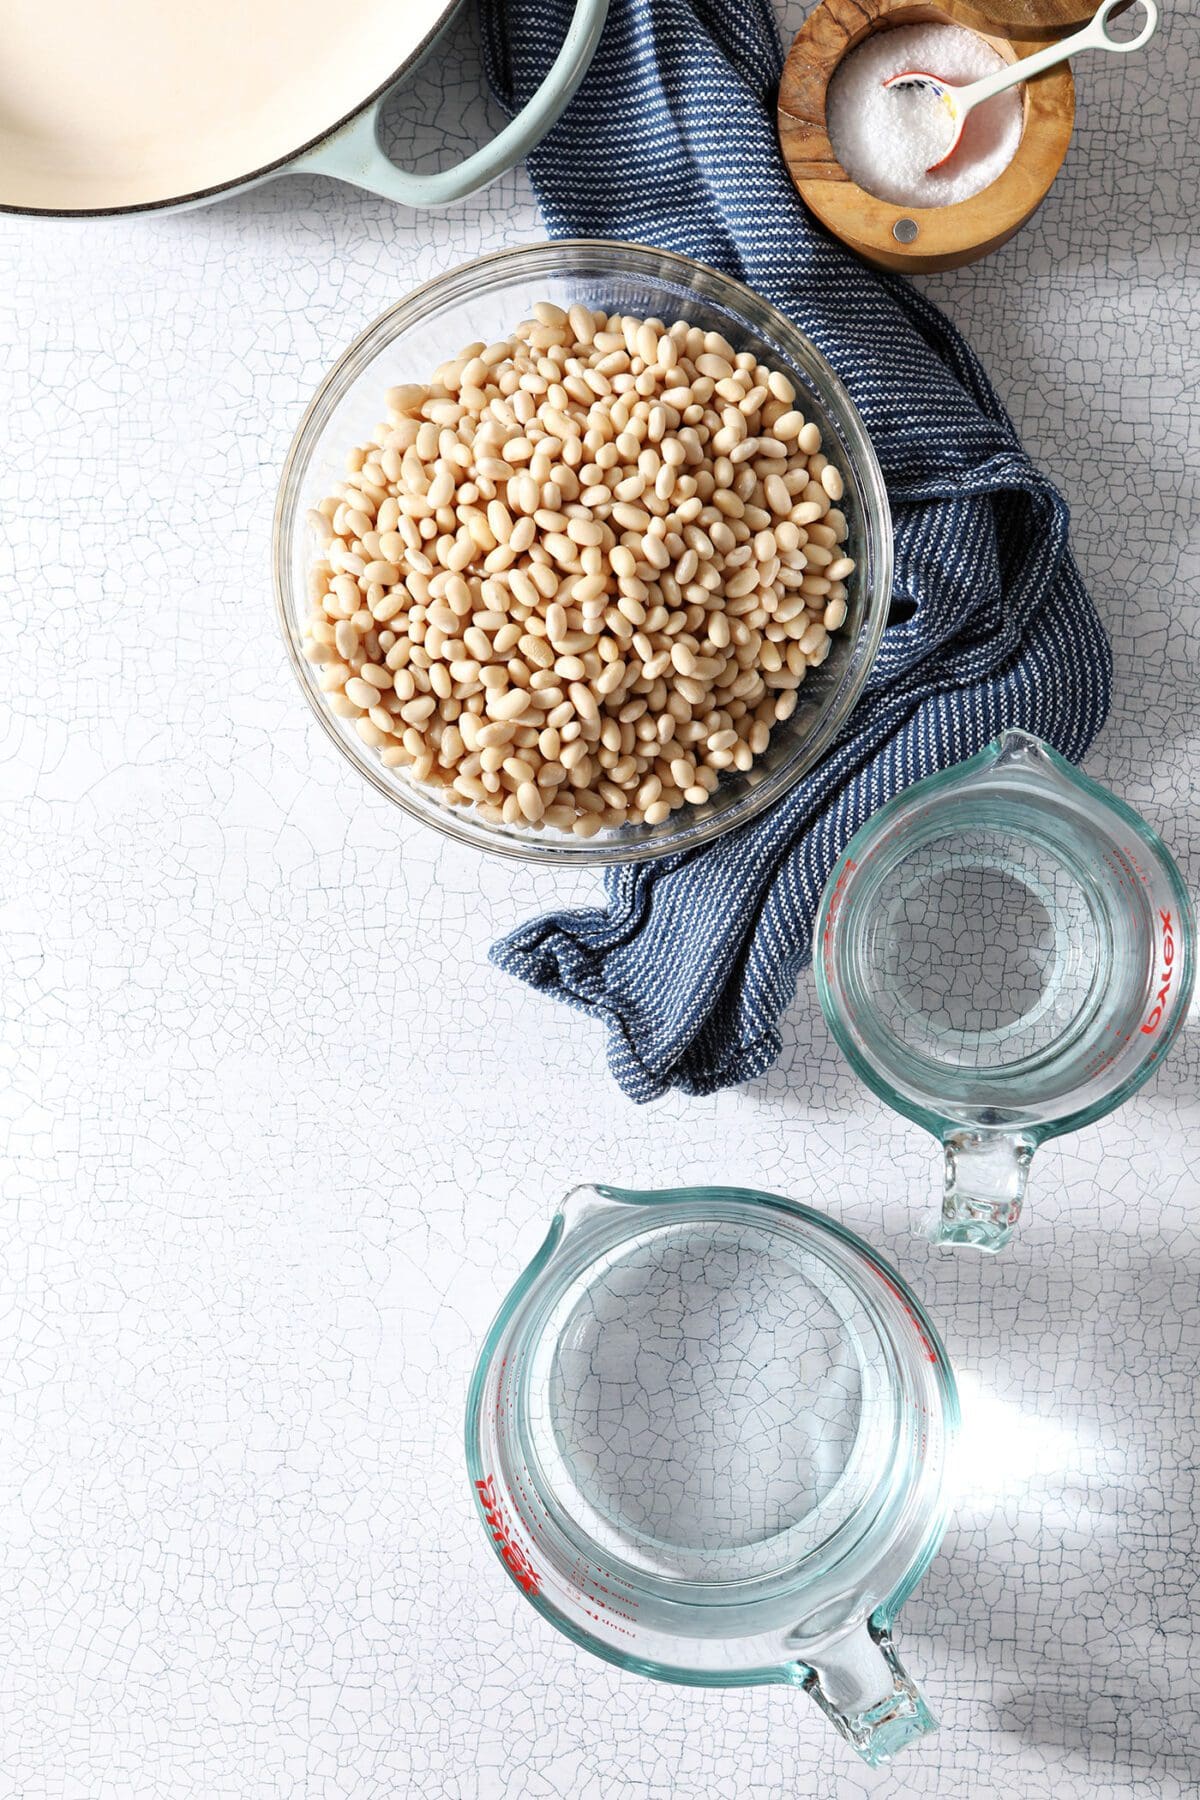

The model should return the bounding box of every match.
[826,24,1023,209]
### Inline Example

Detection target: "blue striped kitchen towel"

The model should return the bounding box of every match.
[480,0,1112,1102]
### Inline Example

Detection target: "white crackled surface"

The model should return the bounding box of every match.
[1,4,1197,1796]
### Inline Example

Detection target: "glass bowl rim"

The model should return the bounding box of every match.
[273,238,893,866]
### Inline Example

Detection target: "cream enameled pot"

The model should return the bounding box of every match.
[0,0,608,216]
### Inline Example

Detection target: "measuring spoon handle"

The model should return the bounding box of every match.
[957,0,1159,114]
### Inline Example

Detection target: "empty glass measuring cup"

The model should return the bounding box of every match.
[466,1183,958,1767]
[816,731,1194,1252]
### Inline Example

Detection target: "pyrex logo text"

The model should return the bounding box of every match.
[474,1474,541,1595]
[1141,911,1175,1035]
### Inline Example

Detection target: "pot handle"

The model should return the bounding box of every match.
[290,0,609,208]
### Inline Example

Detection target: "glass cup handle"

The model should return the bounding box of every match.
[934,1128,1037,1252]
[801,1621,936,1767]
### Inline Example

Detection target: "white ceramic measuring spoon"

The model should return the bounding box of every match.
[883,0,1159,172]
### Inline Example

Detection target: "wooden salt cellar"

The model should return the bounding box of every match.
[778,0,1084,273]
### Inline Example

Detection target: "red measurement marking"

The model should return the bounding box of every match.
[877,1272,939,1364]
[474,1475,541,1596]
[1141,911,1176,1036]
[821,856,858,970]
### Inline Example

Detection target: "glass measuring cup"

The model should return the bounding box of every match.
[466,1184,959,1768]
[816,730,1194,1252]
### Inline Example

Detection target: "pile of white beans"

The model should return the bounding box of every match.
[303,303,854,836]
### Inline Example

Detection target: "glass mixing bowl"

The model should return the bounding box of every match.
[274,241,892,865]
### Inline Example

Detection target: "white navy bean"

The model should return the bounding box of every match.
[306,300,853,833]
